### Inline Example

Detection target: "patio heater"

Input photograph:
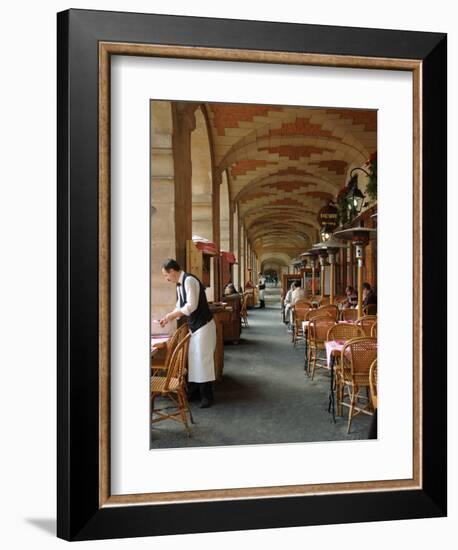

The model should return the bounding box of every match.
[308,246,328,302]
[312,237,348,305]
[333,226,377,317]
[300,251,317,299]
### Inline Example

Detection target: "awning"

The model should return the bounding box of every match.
[221,251,237,264]
[192,235,219,256]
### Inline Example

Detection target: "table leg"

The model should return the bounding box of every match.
[327,355,336,423]
[304,329,308,374]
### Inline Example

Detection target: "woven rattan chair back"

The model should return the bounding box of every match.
[369,358,378,409]
[317,304,339,321]
[338,337,377,432]
[370,320,377,338]
[163,323,189,366]
[310,317,336,343]
[164,332,191,390]
[308,316,336,379]
[340,308,359,322]
[306,308,333,321]
[343,336,377,376]
[356,315,377,336]
[294,300,312,309]
[293,304,311,322]
[293,305,310,321]
[292,306,310,346]
[327,323,364,341]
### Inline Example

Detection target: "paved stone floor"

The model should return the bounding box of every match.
[150,285,372,449]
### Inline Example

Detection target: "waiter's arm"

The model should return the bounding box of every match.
[160,277,200,325]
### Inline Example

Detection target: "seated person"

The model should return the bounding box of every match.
[342,285,358,308]
[223,282,238,296]
[362,282,377,307]
[283,283,295,328]
[291,281,306,305]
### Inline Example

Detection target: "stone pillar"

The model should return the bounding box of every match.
[236,213,241,289]
[240,224,245,288]
[172,102,197,269]
[151,101,176,330]
[212,171,222,300]
[228,203,234,255]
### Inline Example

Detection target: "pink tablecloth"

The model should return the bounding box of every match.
[325,340,345,367]
[151,335,170,352]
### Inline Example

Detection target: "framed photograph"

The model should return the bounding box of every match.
[57,9,447,541]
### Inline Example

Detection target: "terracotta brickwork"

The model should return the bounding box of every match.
[153,101,377,278]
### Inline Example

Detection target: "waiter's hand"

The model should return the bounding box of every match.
[159,312,175,327]
[159,315,170,327]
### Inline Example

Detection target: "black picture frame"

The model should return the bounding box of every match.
[57,9,447,541]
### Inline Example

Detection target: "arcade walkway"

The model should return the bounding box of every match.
[150,287,371,449]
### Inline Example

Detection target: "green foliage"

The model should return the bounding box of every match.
[366,158,377,201]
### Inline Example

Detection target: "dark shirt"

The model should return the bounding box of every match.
[179,273,213,333]
[363,289,377,307]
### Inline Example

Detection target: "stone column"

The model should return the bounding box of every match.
[228,203,234,255]
[151,101,177,329]
[172,102,197,269]
[212,171,222,300]
[236,213,241,289]
[240,224,245,288]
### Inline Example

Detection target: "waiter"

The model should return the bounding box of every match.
[257,272,266,308]
[159,258,216,408]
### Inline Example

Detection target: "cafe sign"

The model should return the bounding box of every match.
[317,202,338,230]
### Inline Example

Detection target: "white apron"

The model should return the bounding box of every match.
[188,319,216,383]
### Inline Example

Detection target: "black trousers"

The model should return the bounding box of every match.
[187,381,214,401]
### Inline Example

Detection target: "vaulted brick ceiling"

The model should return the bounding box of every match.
[206,104,376,264]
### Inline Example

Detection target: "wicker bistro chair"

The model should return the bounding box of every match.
[151,332,193,435]
[369,358,378,409]
[326,324,364,387]
[356,315,377,336]
[333,295,347,305]
[151,323,189,373]
[364,303,377,316]
[317,296,330,306]
[241,293,249,328]
[303,308,337,371]
[370,320,377,338]
[291,305,311,347]
[327,323,364,342]
[294,300,312,309]
[308,317,337,379]
[317,304,340,322]
[336,337,377,433]
[340,308,359,322]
